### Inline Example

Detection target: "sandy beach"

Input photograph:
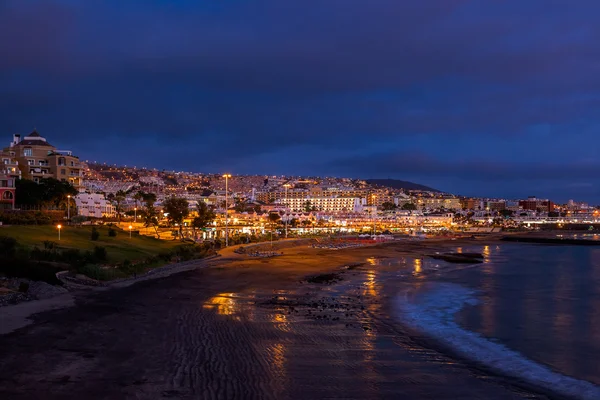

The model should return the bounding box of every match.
[0,237,552,399]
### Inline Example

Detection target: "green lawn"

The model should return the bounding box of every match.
[0,225,181,263]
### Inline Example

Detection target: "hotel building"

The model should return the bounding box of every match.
[277,196,364,213]
[3,130,83,189]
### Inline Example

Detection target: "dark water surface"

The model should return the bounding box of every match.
[445,244,600,385]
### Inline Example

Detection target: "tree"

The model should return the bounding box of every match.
[233,198,247,213]
[133,190,144,210]
[192,202,216,238]
[107,190,126,221]
[15,178,77,210]
[268,212,281,226]
[500,209,514,218]
[163,196,190,238]
[303,200,317,212]
[381,202,396,211]
[402,202,417,211]
[548,211,560,218]
[139,192,160,238]
[268,212,281,243]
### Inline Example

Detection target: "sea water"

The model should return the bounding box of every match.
[396,244,600,399]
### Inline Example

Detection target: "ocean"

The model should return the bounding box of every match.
[395,243,600,399]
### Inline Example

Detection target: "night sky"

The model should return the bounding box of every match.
[2,1,599,203]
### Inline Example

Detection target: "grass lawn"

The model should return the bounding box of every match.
[0,225,181,263]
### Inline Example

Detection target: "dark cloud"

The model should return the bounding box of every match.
[1,0,600,202]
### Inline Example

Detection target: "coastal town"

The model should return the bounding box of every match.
[1,130,599,241]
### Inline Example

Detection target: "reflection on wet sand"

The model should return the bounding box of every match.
[203,293,239,316]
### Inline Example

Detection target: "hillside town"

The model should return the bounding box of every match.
[2,130,599,241]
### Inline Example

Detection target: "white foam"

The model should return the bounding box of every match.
[396,282,600,400]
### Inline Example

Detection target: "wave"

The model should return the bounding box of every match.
[395,282,600,400]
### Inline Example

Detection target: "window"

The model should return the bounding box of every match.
[61,169,66,175]
[24,148,32,156]
[2,191,13,200]
[70,161,74,166]
[27,160,34,166]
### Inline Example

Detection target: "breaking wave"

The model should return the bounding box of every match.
[395,282,600,400]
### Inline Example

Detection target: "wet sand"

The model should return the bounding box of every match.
[0,238,551,399]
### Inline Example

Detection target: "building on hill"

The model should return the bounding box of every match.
[0,173,16,210]
[3,130,83,190]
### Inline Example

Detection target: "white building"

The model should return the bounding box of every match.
[277,196,364,213]
[75,193,115,218]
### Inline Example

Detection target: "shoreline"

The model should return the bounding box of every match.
[0,236,565,399]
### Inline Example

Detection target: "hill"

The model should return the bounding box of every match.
[366,179,441,192]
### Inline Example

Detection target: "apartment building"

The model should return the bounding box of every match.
[519,196,555,212]
[417,196,462,210]
[277,196,364,213]
[75,193,116,218]
[1,150,21,182]
[3,130,83,189]
[0,173,16,210]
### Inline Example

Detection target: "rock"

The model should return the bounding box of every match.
[27,281,69,300]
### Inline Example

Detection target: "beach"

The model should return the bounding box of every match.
[0,238,553,399]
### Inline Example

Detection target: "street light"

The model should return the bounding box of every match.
[372,194,377,236]
[129,225,133,238]
[67,194,71,221]
[283,184,291,238]
[223,174,232,247]
[134,207,137,223]
[57,224,62,240]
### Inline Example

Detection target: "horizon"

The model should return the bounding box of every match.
[2,1,599,203]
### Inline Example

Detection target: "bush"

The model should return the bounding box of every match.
[108,227,117,237]
[43,240,57,250]
[77,264,121,281]
[0,258,62,285]
[91,227,100,241]
[0,236,18,258]
[92,246,107,262]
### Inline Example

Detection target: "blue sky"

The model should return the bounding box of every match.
[1,0,599,203]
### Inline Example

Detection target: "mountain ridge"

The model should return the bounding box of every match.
[366,178,441,193]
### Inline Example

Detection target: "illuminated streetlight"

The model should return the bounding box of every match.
[57,224,62,240]
[283,184,291,238]
[129,225,133,238]
[223,174,232,247]
[134,207,137,223]
[67,194,71,221]
[372,194,377,236]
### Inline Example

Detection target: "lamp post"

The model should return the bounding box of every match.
[134,207,137,223]
[372,194,377,236]
[283,184,291,238]
[57,224,62,240]
[67,194,71,221]
[223,174,231,247]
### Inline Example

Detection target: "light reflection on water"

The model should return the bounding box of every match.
[448,244,600,385]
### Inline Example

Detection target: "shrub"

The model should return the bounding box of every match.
[0,236,18,258]
[108,227,117,237]
[77,264,121,281]
[92,246,107,262]
[91,227,100,241]
[43,240,57,250]
[0,258,62,285]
